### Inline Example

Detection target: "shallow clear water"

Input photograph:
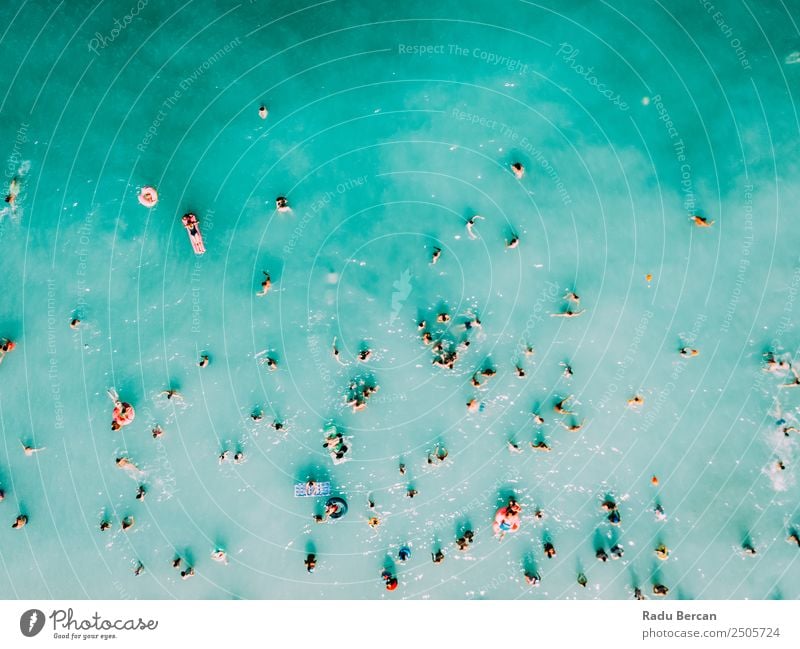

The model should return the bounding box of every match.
[0,0,799,599]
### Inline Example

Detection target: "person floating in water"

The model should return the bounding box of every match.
[431,246,441,264]
[304,553,316,573]
[0,338,17,365]
[524,571,540,586]
[5,177,19,205]
[258,105,268,119]
[398,546,412,562]
[554,395,574,415]
[506,233,519,249]
[256,271,271,297]
[12,514,27,529]
[332,337,345,365]
[655,544,669,561]
[431,549,445,564]
[198,354,209,368]
[70,318,80,330]
[652,583,669,597]
[779,367,800,389]
[564,290,580,305]
[133,562,145,576]
[511,162,525,179]
[276,196,290,212]
[152,425,164,439]
[427,445,448,465]
[121,516,135,531]
[543,541,556,558]
[627,395,645,408]
[466,214,484,239]
[381,569,398,591]
[455,530,474,551]
[21,442,45,456]
[211,549,228,565]
[763,352,791,373]
[551,309,585,318]
[159,388,183,402]
[690,214,714,227]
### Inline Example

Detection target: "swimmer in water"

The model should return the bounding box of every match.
[399,462,406,475]
[133,562,145,576]
[358,348,372,362]
[406,488,418,499]
[12,514,27,529]
[256,271,271,297]
[332,337,345,364]
[577,573,588,587]
[275,196,290,212]
[180,567,195,580]
[543,542,556,558]
[218,450,231,464]
[551,309,585,318]
[532,411,544,425]
[515,365,526,378]
[561,419,585,432]
[554,395,574,415]
[264,356,278,371]
[455,530,474,551]
[524,571,540,586]
[135,485,146,501]
[250,410,263,422]
[654,503,667,521]
[21,443,45,456]
[508,440,524,454]
[398,546,412,562]
[121,516,135,531]
[690,214,714,227]
[561,362,573,379]
[431,247,441,264]
[634,587,646,600]
[652,583,669,597]
[160,389,183,402]
[679,347,699,358]
[506,234,519,249]
[5,177,19,205]
[742,542,757,556]
[0,338,16,364]
[530,440,551,452]
[367,516,380,529]
[427,445,448,465]
[0,489,4,502]
[627,395,645,408]
[100,520,111,532]
[258,105,268,119]
[304,553,316,573]
[600,499,617,512]
[787,532,800,547]
[610,544,624,559]
[524,344,535,357]
[511,162,525,179]
[233,451,245,464]
[564,290,580,305]
[779,367,800,389]
[763,352,791,373]
[655,544,669,560]
[466,398,480,413]
[432,549,445,564]
[608,510,622,525]
[466,214,484,239]
[596,548,609,562]
[198,354,209,368]
[70,318,81,329]
[115,457,140,472]
[436,312,450,323]
[211,549,228,565]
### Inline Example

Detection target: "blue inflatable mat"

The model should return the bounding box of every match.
[294,482,331,498]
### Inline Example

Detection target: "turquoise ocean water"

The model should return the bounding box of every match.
[0,0,799,599]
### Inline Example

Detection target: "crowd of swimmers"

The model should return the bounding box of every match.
[2,152,798,599]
